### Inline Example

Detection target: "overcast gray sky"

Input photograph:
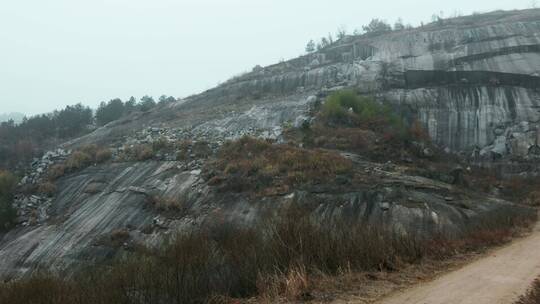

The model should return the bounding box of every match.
[0,0,534,115]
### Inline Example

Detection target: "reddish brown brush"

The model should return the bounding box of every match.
[516,279,540,304]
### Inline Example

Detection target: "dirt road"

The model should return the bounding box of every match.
[378,224,540,304]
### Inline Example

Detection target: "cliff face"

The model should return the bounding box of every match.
[70,9,540,159]
[206,9,540,156]
[1,9,539,279]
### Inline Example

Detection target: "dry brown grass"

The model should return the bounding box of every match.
[66,151,92,170]
[0,201,534,304]
[503,176,540,206]
[47,164,66,180]
[117,144,155,161]
[95,148,112,163]
[307,90,434,161]
[192,141,212,158]
[152,137,173,152]
[0,275,73,304]
[147,194,185,211]
[465,170,540,206]
[49,145,112,181]
[516,278,540,304]
[257,266,312,303]
[524,191,540,207]
[83,182,104,194]
[95,229,131,248]
[175,140,192,161]
[176,140,212,161]
[134,144,154,161]
[205,136,353,194]
[309,126,376,152]
[37,182,56,197]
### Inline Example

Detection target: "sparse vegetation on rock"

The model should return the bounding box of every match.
[37,182,56,197]
[2,9,540,304]
[0,204,534,304]
[64,145,111,171]
[516,278,540,304]
[0,171,17,232]
[147,194,186,211]
[288,90,431,163]
[204,136,353,194]
[321,90,401,129]
[134,144,154,161]
[66,151,93,171]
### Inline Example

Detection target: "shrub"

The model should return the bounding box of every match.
[79,144,98,157]
[257,266,312,302]
[96,229,131,248]
[135,145,154,161]
[321,90,408,139]
[501,176,540,205]
[409,119,430,141]
[0,204,533,304]
[95,148,112,163]
[516,278,540,304]
[117,144,154,162]
[524,191,540,207]
[152,137,172,153]
[44,146,111,182]
[47,164,66,180]
[309,127,375,153]
[175,140,213,161]
[148,195,185,211]
[38,182,56,197]
[65,151,92,170]
[0,274,73,304]
[192,141,212,158]
[73,144,113,164]
[295,90,433,163]
[175,140,192,161]
[0,171,17,232]
[468,174,540,206]
[206,136,353,193]
[84,182,104,194]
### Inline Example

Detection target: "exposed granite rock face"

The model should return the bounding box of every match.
[0,162,202,278]
[67,10,540,158]
[183,9,540,156]
[0,156,526,279]
[2,9,540,279]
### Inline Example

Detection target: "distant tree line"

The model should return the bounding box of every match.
[0,171,17,231]
[0,95,176,170]
[95,95,176,126]
[305,12,468,53]
[305,18,409,53]
[0,104,93,168]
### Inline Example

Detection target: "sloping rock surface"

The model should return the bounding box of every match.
[2,9,540,278]
[0,157,524,279]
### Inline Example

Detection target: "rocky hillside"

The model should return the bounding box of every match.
[73,9,540,160]
[1,9,539,279]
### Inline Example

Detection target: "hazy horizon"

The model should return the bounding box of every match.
[0,0,536,116]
